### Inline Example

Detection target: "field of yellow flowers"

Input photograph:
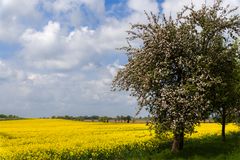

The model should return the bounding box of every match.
[0,119,239,160]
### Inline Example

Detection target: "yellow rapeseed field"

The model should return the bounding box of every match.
[0,119,152,159]
[0,119,239,159]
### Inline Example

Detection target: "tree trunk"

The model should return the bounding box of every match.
[221,108,226,142]
[179,130,184,150]
[171,129,184,153]
[172,133,180,153]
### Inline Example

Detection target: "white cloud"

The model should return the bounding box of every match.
[20,21,73,70]
[0,0,42,42]
[20,21,95,70]
[0,0,40,17]
[21,21,61,55]
[19,17,129,71]
[128,0,159,14]
[0,60,26,82]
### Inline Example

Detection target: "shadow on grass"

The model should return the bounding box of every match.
[146,131,240,160]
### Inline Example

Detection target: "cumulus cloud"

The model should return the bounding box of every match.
[20,21,72,70]
[128,0,159,14]
[19,17,129,71]
[0,0,39,17]
[0,0,43,42]
[0,60,26,82]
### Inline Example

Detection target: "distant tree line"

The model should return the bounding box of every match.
[50,115,146,123]
[50,114,238,124]
[0,114,22,120]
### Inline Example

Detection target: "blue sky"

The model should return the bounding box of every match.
[0,0,239,117]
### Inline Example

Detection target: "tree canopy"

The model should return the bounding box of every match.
[113,0,240,152]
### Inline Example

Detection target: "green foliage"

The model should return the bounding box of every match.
[207,20,240,125]
[98,116,109,123]
[0,114,21,120]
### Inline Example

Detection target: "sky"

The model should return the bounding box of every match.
[0,0,239,117]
